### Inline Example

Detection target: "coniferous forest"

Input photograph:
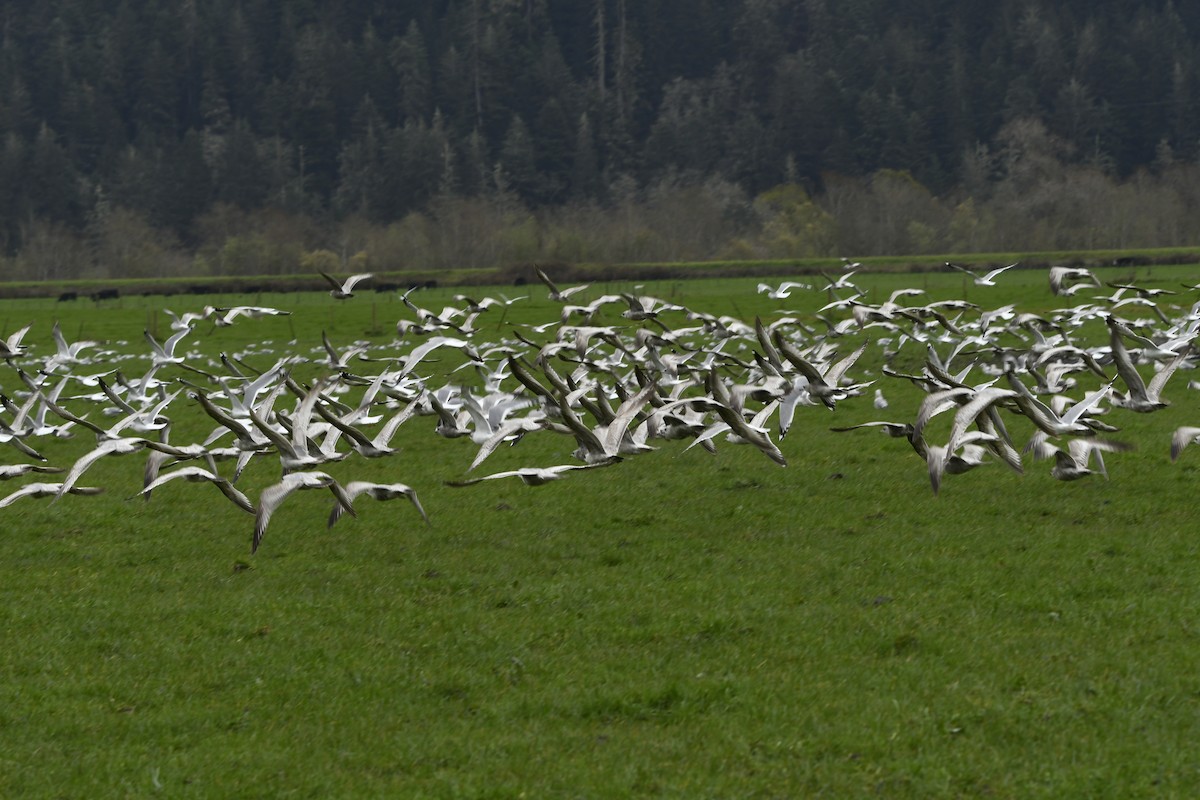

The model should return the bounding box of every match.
[4,0,1200,281]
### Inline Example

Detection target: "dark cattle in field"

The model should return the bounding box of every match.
[57,291,77,302]
[187,285,208,295]
[423,279,438,289]
[91,288,120,302]
[374,282,401,294]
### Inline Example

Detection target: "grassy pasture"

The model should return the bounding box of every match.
[3,264,1200,797]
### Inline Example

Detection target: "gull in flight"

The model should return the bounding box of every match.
[1049,266,1100,296]
[254,471,357,553]
[1170,426,1200,461]
[535,267,590,302]
[446,458,621,487]
[1107,317,1191,412]
[46,321,100,371]
[328,481,430,528]
[1,482,103,507]
[0,463,64,480]
[757,281,812,300]
[320,271,373,299]
[1028,433,1134,481]
[133,466,255,514]
[948,262,1017,286]
[0,323,32,362]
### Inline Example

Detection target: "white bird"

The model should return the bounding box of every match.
[873,388,889,409]
[1029,435,1134,481]
[144,328,191,367]
[248,378,346,473]
[212,306,291,327]
[0,482,103,508]
[1170,426,1200,462]
[254,471,357,553]
[164,307,214,331]
[133,466,255,514]
[0,463,64,480]
[1108,318,1191,412]
[1049,266,1100,296]
[535,267,590,302]
[56,437,152,499]
[327,481,429,528]
[0,323,32,361]
[446,458,620,487]
[757,281,812,300]
[320,271,373,299]
[948,262,1017,286]
[46,321,100,371]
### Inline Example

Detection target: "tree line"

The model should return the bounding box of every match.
[3,0,1200,281]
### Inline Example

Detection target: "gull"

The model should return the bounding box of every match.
[446,458,620,487]
[133,466,255,514]
[467,414,554,471]
[1006,372,1113,436]
[535,267,590,302]
[320,270,373,299]
[979,304,1017,332]
[773,333,870,410]
[0,463,64,480]
[698,367,787,466]
[1106,317,1194,362]
[56,437,155,498]
[1106,282,1176,299]
[327,481,430,528]
[819,271,860,293]
[560,295,625,324]
[873,388,888,409]
[934,387,1020,488]
[9,372,79,438]
[620,293,665,321]
[558,381,659,463]
[209,358,289,419]
[164,307,214,331]
[192,390,277,455]
[458,391,535,445]
[925,432,997,496]
[831,420,915,440]
[948,262,1017,286]
[46,321,100,371]
[253,471,357,553]
[0,482,103,508]
[144,328,191,368]
[312,402,411,458]
[212,306,291,327]
[1049,266,1100,296]
[399,336,480,375]
[942,387,1018,457]
[0,323,32,361]
[320,331,369,370]
[400,290,467,331]
[248,378,346,472]
[452,293,525,313]
[1108,318,1191,412]
[0,417,45,461]
[1028,434,1134,481]
[756,281,811,299]
[1170,426,1200,462]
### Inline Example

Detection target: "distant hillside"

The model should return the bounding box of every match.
[3,1,1200,278]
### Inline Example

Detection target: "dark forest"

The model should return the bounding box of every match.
[3,0,1200,279]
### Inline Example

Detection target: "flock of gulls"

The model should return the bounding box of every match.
[2,262,1199,552]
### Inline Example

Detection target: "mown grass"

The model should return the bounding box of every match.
[2,263,1200,797]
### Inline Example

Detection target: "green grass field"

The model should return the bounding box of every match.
[3,264,1200,797]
